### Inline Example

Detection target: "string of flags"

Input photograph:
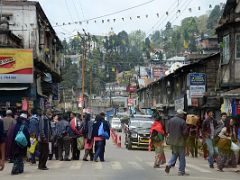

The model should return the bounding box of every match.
[53,4,214,27]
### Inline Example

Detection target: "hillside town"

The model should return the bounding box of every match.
[0,0,240,180]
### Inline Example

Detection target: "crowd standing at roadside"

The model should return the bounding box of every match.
[148,106,240,176]
[0,109,110,175]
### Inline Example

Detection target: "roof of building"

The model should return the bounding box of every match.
[137,53,220,92]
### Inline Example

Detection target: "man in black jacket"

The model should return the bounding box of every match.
[38,109,52,170]
[165,109,188,176]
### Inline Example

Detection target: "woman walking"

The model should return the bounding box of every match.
[10,113,30,175]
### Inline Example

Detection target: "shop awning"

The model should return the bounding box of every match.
[0,87,28,91]
[221,88,240,98]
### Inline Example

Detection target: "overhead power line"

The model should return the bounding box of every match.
[54,0,157,27]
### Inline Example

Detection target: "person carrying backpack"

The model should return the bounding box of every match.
[10,113,30,175]
[149,108,165,168]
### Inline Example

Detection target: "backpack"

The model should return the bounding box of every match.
[15,125,28,148]
[98,122,109,140]
[151,130,164,142]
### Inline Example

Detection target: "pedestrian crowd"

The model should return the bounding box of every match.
[0,109,110,175]
[149,108,240,176]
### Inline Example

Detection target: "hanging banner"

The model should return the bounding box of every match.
[0,49,33,83]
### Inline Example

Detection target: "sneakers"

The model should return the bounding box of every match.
[165,165,171,174]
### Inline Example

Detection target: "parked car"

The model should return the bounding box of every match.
[111,117,122,132]
[125,119,153,150]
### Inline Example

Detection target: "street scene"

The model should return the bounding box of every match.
[0,0,240,180]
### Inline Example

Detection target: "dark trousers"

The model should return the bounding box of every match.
[72,138,80,160]
[58,136,71,160]
[38,142,49,168]
[12,154,24,174]
[94,141,105,161]
[49,141,59,160]
[83,149,94,160]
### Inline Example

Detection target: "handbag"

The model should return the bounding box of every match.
[77,136,84,150]
[98,122,109,140]
[217,138,231,151]
[231,141,240,151]
[15,125,28,148]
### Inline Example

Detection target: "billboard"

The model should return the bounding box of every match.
[188,73,206,98]
[0,49,33,83]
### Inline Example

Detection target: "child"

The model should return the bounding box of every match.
[28,134,38,164]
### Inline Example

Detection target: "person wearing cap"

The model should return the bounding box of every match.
[202,110,218,168]
[2,110,16,139]
[165,109,189,176]
[9,113,30,175]
[38,109,52,170]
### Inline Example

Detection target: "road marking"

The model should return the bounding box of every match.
[93,162,103,170]
[135,156,143,162]
[111,161,122,170]
[146,161,154,167]
[70,161,82,170]
[187,163,212,173]
[52,161,64,169]
[128,161,144,170]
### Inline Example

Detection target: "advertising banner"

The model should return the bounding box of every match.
[188,73,206,98]
[0,49,33,83]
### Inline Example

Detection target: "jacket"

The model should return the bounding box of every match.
[29,114,39,136]
[11,117,31,156]
[56,119,70,138]
[39,115,52,142]
[92,116,110,139]
[70,117,83,138]
[2,116,16,135]
[83,114,94,140]
[166,115,188,147]
[202,117,218,139]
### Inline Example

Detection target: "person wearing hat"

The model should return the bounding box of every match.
[2,110,16,139]
[9,113,30,175]
[165,109,189,176]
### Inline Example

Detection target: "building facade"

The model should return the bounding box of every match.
[0,0,62,113]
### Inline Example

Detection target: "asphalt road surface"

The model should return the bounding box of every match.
[1,138,240,180]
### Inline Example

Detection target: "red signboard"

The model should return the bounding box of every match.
[126,85,137,93]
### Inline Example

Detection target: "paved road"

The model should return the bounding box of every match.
[1,139,240,180]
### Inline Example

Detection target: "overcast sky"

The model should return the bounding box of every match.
[36,0,226,40]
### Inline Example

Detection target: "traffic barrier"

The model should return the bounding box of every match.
[117,135,121,148]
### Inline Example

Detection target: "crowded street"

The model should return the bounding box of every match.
[1,139,240,180]
[1,0,240,179]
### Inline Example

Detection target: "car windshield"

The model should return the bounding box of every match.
[130,121,152,129]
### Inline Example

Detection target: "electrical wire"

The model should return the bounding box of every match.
[54,0,157,27]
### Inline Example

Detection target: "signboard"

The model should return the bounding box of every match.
[175,97,184,111]
[190,85,206,98]
[189,73,206,86]
[188,73,206,98]
[0,49,33,83]
[126,85,137,93]
[152,67,165,79]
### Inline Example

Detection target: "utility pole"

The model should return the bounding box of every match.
[81,40,86,120]
[90,64,92,113]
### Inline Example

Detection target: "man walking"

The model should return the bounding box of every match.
[165,109,189,176]
[202,110,218,168]
[2,110,15,139]
[38,109,52,170]
[56,114,71,161]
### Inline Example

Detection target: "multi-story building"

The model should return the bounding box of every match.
[0,0,62,112]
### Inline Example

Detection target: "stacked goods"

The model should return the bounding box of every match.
[186,115,199,126]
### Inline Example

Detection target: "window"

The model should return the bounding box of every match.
[236,34,240,59]
[222,35,230,64]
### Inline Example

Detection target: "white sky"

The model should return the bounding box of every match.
[36,0,227,40]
